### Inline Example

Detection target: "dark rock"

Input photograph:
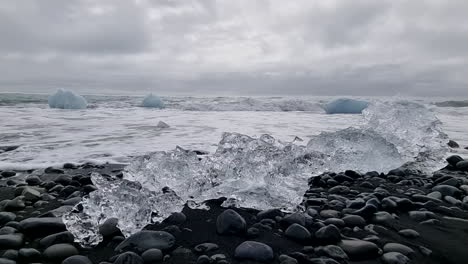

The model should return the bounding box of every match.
[383,243,414,256]
[63,255,93,264]
[0,227,17,235]
[398,229,419,238]
[388,168,406,177]
[285,223,311,242]
[234,241,274,262]
[99,218,120,237]
[43,243,79,261]
[4,199,25,211]
[408,211,436,222]
[196,255,211,264]
[0,213,16,226]
[320,210,341,219]
[194,243,219,253]
[54,175,72,186]
[18,248,41,262]
[324,218,345,227]
[347,198,365,209]
[45,167,64,174]
[457,161,468,171]
[329,185,350,194]
[432,185,461,197]
[59,186,78,197]
[448,140,460,148]
[19,217,66,237]
[2,250,18,260]
[0,258,16,264]
[257,208,284,220]
[63,163,77,169]
[39,231,75,248]
[25,176,41,186]
[338,239,380,260]
[381,252,410,264]
[352,204,377,219]
[0,234,23,249]
[342,215,366,227]
[317,245,348,260]
[280,212,306,228]
[171,247,193,262]
[62,197,81,206]
[165,212,186,225]
[308,258,340,264]
[247,227,260,238]
[141,249,163,263]
[115,231,175,253]
[216,209,246,235]
[315,225,341,244]
[114,252,143,264]
[21,187,41,201]
[1,172,16,178]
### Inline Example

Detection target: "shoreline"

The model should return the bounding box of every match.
[0,157,467,264]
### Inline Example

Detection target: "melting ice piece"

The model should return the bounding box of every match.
[323,98,369,114]
[64,100,449,246]
[142,94,164,108]
[156,121,170,129]
[48,89,87,109]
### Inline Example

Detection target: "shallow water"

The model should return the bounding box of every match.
[0,94,467,169]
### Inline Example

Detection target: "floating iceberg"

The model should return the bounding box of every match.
[48,89,87,109]
[323,98,369,114]
[142,94,164,108]
[64,100,448,246]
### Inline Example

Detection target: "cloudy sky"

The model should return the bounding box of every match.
[0,0,467,96]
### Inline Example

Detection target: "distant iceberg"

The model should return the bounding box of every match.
[323,98,369,114]
[142,94,164,108]
[48,89,88,109]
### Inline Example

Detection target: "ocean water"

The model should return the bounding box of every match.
[1,93,467,170]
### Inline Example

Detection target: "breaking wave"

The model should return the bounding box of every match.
[64,100,448,246]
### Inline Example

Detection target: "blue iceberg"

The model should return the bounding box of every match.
[323,98,369,114]
[142,94,164,108]
[48,89,88,109]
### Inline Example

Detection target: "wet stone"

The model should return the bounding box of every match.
[43,243,79,261]
[141,249,163,263]
[63,255,93,264]
[114,252,143,264]
[115,231,175,253]
[216,209,246,235]
[234,241,274,262]
[315,225,341,244]
[285,223,311,242]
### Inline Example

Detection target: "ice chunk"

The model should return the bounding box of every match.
[323,98,369,114]
[64,100,448,246]
[48,89,87,109]
[142,94,164,108]
[156,121,170,129]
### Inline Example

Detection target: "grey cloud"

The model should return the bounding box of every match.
[0,0,467,96]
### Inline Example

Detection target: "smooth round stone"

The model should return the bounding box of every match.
[0,258,16,264]
[196,255,211,264]
[372,211,395,226]
[257,209,284,220]
[39,231,75,248]
[43,244,79,261]
[427,191,442,200]
[446,155,464,166]
[432,185,460,197]
[456,161,468,171]
[342,215,366,227]
[319,245,348,260]
[0,227,17,235]
[347,198,366,209]
[165,212,186,225]
[18,217,66,237]
[329,185,350,194]
[62,255,92,264]
[141,249,163,263]
[408,211,436,222]
[2,250,18,260]
[115,231,175,253]
[0,234,23,249]
[25,176,41,186]
[338,239,380,260]
[0,213,16,226]
[234,241,274,262]
[98,218,120,237]
[281,213,306,227]
[398,229,419,238]
[320,210,341,219]
[18,248,40,262]
[194,243,219,253]
[247,227,260,238]
[383,243,414,256]
[382,252,410,264]
[114,252,143,264]
[315,224,341,244]
[285,223,311,242]
[216,209,246,235]
[324,218,345,227]
[279,254,298,264]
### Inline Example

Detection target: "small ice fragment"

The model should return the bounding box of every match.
[323,98,368,114]
[156,121,170,129]
[142,94,164,108]
[48,89,87,109]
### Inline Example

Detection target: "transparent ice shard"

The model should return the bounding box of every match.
[64,100,449,246]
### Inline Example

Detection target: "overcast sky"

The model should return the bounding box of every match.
[1,0,467,96]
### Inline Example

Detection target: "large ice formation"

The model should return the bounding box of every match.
[142,94,164,108]
[48,89,88,109]
[323,98,369,114]
[64,100,448,246]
